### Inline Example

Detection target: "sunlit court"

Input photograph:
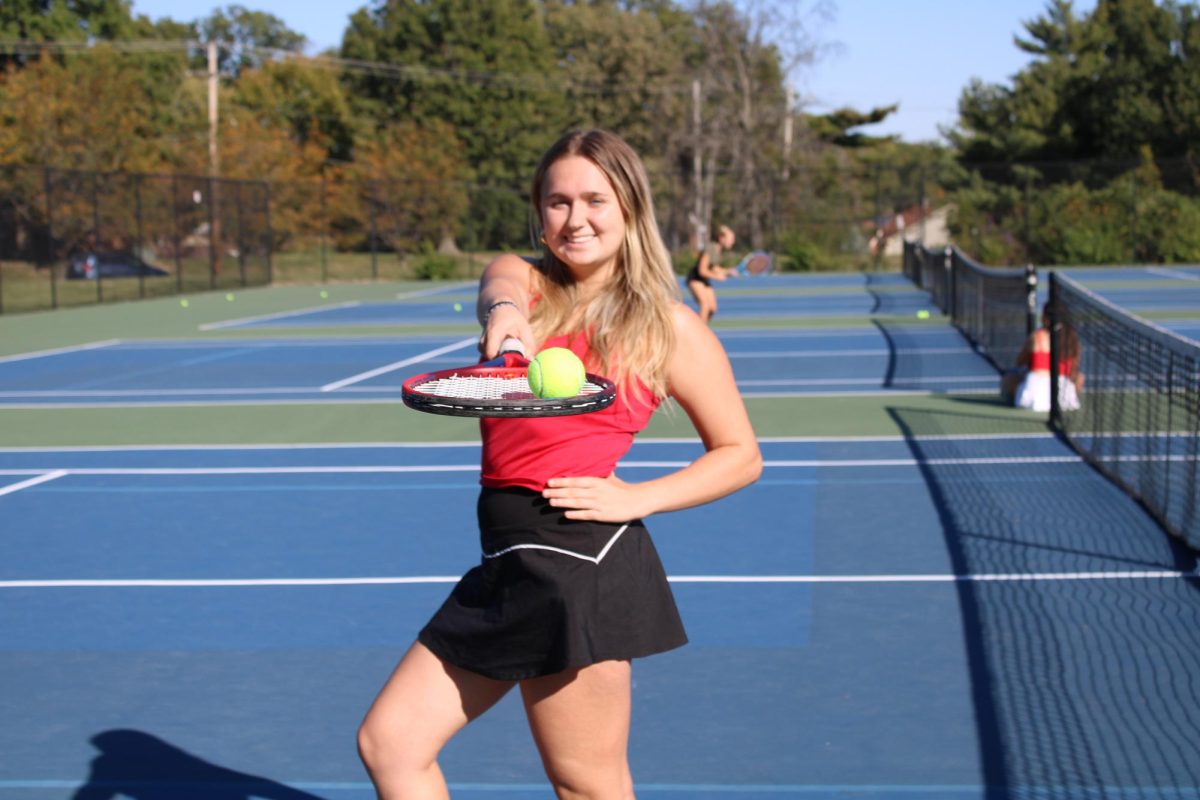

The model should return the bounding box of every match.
[5,0,1200,796]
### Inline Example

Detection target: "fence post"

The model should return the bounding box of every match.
[1024,264,1038,336]
[319,173,328,283]
[172,174,182,295]
[44,167,57,310]
[369,180,378,280]
[135,174,145,299]
[1048,272,1060,426]
[265,181,273,285]
[207,176,218,290]
[93,172,102,304]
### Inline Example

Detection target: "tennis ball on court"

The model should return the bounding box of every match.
[225,292,235,302]
[320,290,329,299]
[453,302,463,312]
[917,309,930,319]
[179,299,189,308]
[527,347,586,399]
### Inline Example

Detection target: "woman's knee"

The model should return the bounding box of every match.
[541,753,633,800]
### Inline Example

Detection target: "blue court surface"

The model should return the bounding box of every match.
[2,265,1199,799]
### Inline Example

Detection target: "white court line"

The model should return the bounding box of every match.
[320,336,477,391]
[0,340,121,365]
[197,301,362,331]
[0,434,1061,453]
[0,470,67,497]
[1147,266,1200,281]
[739,375,996,386]
[727,347,969,358]
[0,455,1158,479]
[1,570,1195,589]
[394,281,475,299]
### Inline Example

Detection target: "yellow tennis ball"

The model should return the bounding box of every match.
[527,347,586,399]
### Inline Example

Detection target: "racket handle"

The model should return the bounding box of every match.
[500,337,526,356]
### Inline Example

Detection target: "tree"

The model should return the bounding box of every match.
[194,5,308,77]
[951,0,1200,164]
[340,0,566,248]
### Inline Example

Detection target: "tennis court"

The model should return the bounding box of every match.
[2,268,1199,799]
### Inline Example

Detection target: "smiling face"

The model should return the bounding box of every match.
[539,155,627,283]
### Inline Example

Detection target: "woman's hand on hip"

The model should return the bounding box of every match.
[542,474,648,522]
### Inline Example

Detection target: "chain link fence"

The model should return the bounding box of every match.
[4,155,1198,314]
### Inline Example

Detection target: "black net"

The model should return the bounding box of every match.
[951,249,1037,372]
[899,242,1038,374]
[1050,272,1200,551]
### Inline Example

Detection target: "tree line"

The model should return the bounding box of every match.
[2,0,1199,271]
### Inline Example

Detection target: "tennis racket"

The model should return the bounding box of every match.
[401,338,616,418]
[734,250,774,276]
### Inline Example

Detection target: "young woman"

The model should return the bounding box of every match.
[686,223,736,323]
[1001,303,1084,412]
[357,129,761,799]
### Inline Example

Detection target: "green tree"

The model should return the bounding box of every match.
[195,5,308,77]
[340,0,565,192]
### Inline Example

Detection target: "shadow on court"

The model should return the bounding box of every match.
[888,403,1200,798]
[72,730,325,800]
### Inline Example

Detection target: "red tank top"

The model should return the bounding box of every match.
[1029,331,1074,374]
[480,332,660,491]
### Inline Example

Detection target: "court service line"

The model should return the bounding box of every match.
[0,339,121,364]
[0,470,67,497]
[320,336,477,391]
[2,570,1195,589]
[727,347,969,358]
[395,281,475,299]
[1148,266,1200,281]
[197,300,362,331]
[0,454,1177,479]
[0,433,1062,453]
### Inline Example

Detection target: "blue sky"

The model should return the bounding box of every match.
[129,0,1097,144]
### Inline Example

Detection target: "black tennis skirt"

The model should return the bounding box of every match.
[418,487,688,681]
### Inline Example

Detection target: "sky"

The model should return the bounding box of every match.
[128,0,1097,144]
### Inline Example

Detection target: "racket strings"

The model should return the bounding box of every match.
[416,374,606,401]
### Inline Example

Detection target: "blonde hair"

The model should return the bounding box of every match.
[529,129,680,399]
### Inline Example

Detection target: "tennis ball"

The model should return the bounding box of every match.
[527,347,586,399]
[917,309,930,319]
[320,290,329,299]
[225,292,235,302]
[179,299,189,308]
[453,302,463,312]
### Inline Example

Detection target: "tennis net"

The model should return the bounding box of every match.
[901,241,1038,373]
[1049,271,1200,551]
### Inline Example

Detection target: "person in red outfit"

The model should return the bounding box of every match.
[358,129,762,799]
[1002,303,1084,412]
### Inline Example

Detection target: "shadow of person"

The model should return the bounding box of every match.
[72,730,327,800]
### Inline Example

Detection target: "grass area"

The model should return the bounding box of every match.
[0,393,1047,448]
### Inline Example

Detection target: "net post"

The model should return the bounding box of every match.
[942,246,952,316]
[1024,264,1038,336]
[1048,272,1060,426]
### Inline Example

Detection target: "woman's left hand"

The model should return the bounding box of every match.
[542,474,646,522]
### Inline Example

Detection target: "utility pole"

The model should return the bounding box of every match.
[782,83,793,181]
[207,40,222,276]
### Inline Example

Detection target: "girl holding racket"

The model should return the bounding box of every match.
[358,129,761,799]
[686,223,736,323]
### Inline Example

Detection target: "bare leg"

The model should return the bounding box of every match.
[1000,370,1023,403]
[687,280,717,324]
[358,641,514,799]
[521,660,635,800]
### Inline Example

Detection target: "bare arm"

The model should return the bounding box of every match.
[542,303,762,521]
[696,249,729,282]
[476,254,537,358]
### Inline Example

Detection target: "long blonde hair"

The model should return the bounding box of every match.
[529,129,680,398]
